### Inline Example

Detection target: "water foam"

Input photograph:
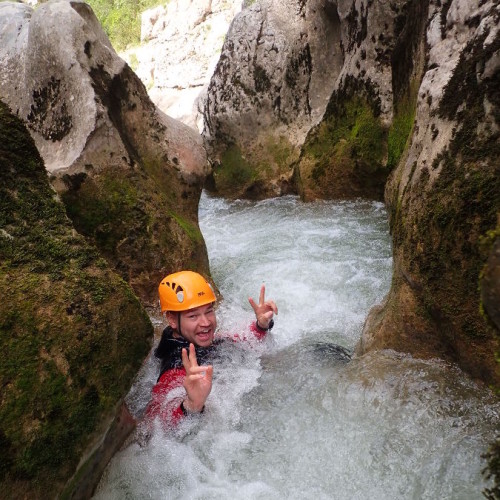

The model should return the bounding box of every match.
[95,193,498,499]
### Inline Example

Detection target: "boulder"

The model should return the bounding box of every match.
[203,0,343,198]
[296,0,413,200]
[0,99,152,499]
[0,0,211,306]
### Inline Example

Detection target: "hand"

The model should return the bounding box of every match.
[181,343,213,412]
[248,284,278,329]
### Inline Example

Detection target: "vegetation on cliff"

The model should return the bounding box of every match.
[0,101,153,498]
[86,0,164,51]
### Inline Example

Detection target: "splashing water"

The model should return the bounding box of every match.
[95,193,499,499]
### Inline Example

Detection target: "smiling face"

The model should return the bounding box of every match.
[167,303,217,347]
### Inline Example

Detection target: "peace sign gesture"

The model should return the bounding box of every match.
[248,284,278,330]
[181,343,213,413]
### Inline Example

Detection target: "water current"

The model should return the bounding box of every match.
[95,193,499,499]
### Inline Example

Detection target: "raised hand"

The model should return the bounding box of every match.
[181,343,213,412]
[248,284,278,329]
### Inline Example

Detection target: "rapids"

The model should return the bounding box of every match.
[94,193,499,499]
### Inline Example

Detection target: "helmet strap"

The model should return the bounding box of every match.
[177,312,182,338]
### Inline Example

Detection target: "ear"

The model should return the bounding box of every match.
[166,312,178,330]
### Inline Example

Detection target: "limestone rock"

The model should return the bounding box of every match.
[203,0,343,198]
[358,0,500,384]
[0,0,211,306]
[481,233,500,332]
[295,0,412,200]
[0,100,152,499]
[122,0,242,131]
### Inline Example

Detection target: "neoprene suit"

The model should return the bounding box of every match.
[145,321,271,425]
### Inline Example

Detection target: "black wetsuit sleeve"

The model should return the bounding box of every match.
[154,327,172,359]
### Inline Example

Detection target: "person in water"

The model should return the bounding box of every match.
[146,270,278,425]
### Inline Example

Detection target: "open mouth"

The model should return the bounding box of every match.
[196,329,212,342]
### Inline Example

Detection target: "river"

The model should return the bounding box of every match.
[95,192,499,499]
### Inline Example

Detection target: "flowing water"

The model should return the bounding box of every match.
[95,193,499,499]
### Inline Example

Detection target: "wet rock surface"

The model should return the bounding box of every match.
[0,0,212,306]
[0,101,152,499]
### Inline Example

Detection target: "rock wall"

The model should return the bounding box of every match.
[122,0,243,131]
[0,100,152,499]
[203,0,343,198]
[295,0,417,200]
[202,0,499,384]
[202,0,421,201]
[0,0,212,307]
[357,0,500,385]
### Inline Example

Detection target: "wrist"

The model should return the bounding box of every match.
[256,318,274,331]
[181,398,205,414]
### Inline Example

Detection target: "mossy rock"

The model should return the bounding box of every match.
[296,80,391,201]
[58,156,209,306]
[383,24,500,384]
[208,135,298,199]
[0,101,153,498]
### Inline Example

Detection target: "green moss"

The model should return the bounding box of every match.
[387,90,416,169]
[0,101,153,497]
[214,144,257,192]
[265,135,294,172]
[300,93,388,199]
[62,172,142,257]
[209,134,298,199]
[169,211,203,243]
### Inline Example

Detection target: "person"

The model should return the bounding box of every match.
[145,270,278,425]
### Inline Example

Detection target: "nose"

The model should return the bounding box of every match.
[199,313,211,326]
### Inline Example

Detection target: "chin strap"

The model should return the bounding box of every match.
[177,312,183,338]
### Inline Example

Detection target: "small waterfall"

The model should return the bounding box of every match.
[95,193,498,499]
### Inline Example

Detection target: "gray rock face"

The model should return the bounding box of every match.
[202,0,411,198]
[295,0,412,201]
[123,0,242,131]
[0,0,207,180]
[204,0,342,149]
[0,0,211,306]
[358,0,500,384]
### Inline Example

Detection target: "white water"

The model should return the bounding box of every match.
[95,193,499,499]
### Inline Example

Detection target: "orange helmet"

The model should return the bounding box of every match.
[158,271,216,313]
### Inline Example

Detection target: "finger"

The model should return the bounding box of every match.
[189,343,199,367]
[266,300,278,314]
[185,373,207,382]
[248,297,257,312]
[181,348,190,370]
[206,365,213,383]
[259,284,265,305]
[187,365,212,375]
[263,311,273,321]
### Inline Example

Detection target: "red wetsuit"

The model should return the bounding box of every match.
[145,321,271,426]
